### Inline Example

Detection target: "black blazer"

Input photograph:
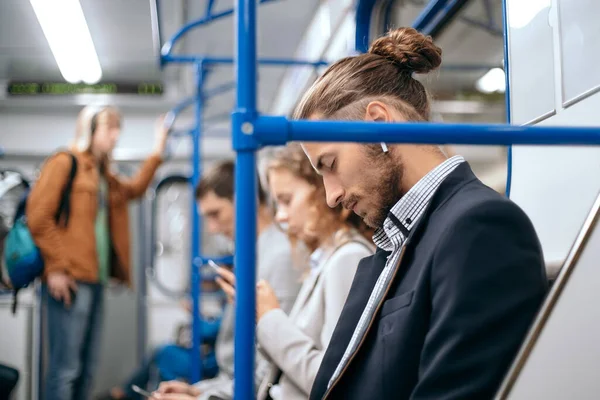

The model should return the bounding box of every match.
[310,163,548,400]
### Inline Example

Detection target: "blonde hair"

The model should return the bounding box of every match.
[71,105,121,172]
[71,105,121,153]
[294,27,442,122]
[266,144,373,252]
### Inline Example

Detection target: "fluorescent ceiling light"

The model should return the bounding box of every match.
[30,0,102,84]
[475,68,506,94]
[508,0,551,29]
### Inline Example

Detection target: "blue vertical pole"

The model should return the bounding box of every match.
[502,0,512,197]
[234,0,258,397]
[190,61,205,383]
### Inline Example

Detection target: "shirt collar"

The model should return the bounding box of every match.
[373,155,465,251]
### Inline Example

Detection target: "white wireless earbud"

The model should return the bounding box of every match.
[381,142,389,153]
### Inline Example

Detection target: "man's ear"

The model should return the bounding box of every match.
[364,101,392,122]
[365,101,408,123]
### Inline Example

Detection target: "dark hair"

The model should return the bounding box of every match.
[293,27,442,122]
[195,159,266,204]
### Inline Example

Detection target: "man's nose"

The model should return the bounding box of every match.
[207,221,219,234]
[324,176,344,208]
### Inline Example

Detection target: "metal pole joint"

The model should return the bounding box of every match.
[232,111,260,151]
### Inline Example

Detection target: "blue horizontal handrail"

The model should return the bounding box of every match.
[254,116,600,146]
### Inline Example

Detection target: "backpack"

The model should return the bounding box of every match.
[0,171,30,289]
[3,152,78,313]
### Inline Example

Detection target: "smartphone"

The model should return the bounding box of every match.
[207,259,221,273]
[131,384,153,398]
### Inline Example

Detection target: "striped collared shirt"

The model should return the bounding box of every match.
[327,155,465,389]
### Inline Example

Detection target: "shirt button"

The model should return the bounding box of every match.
[405,217,412,224]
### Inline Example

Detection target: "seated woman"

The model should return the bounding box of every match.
[155,143,374,399]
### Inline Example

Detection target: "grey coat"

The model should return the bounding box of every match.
[256,235,374,400]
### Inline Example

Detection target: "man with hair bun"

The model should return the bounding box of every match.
[298,28,548,399]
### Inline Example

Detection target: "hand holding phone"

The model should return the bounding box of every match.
[212,262,236,303]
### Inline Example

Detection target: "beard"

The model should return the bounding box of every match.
[360,145,403,228]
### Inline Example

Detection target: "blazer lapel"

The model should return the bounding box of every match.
[322,247,408,399]
[310,249,390,399]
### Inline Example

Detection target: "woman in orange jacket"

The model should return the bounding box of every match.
[26,105,168,400]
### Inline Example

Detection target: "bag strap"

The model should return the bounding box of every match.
[54,153,78,227]
[330,236,375,257]
[11,289,19,315]
[13,189,29,223]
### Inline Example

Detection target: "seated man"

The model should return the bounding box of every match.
[185,160,302,400]
[297,26,548,400]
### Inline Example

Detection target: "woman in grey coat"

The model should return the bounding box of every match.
[155,144,373,399]
[252,144,374,400]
